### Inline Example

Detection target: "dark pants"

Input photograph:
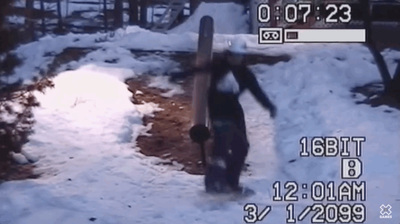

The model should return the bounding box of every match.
[205,93,249,192]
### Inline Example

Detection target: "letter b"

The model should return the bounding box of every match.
[341,158,362,179]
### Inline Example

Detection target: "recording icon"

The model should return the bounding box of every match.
[258,27,283,44]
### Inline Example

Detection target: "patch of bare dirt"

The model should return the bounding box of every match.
[46,47,96,75]
[126,76,210,175]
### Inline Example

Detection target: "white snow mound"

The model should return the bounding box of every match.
[170,2,249,34]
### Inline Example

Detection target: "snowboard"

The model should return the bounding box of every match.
[190,16,214,165]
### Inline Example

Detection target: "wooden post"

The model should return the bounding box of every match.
[139,0,147,27]
[361,0,392,89]
[0,0,9,28]
[177,7,185,24]
[25,0,33,26]
[114,0,123,28]
[103,0,108,31]
[128,0,139,25]
[25,0,35,40]
[190,0,200,14]
[40,0,45,35]
[56,0,63,31]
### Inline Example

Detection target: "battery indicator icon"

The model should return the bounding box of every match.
[284,29,366,43]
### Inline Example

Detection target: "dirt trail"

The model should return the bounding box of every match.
[127,76,211,175]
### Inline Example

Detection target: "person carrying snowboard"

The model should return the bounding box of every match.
[170,38,277,195]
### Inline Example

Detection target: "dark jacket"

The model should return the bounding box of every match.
[208,54,276,117]
[169,51,276,122]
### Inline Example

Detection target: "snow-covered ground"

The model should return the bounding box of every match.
[1,2,400,224]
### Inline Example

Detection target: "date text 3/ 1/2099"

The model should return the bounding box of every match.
[243,203,365,223]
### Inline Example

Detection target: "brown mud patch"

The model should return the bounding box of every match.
[126,76,210,175]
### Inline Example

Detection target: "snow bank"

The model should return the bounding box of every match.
[5,27,187,84]
[170,2,249,34]
[62,45,181,79]
[254,44,391,181]
[33,64,155,145]
[8,33,103,84]
[4,26,291,85]
[248,43,400,223]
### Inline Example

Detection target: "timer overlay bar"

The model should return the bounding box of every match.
[284,29,366,43]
